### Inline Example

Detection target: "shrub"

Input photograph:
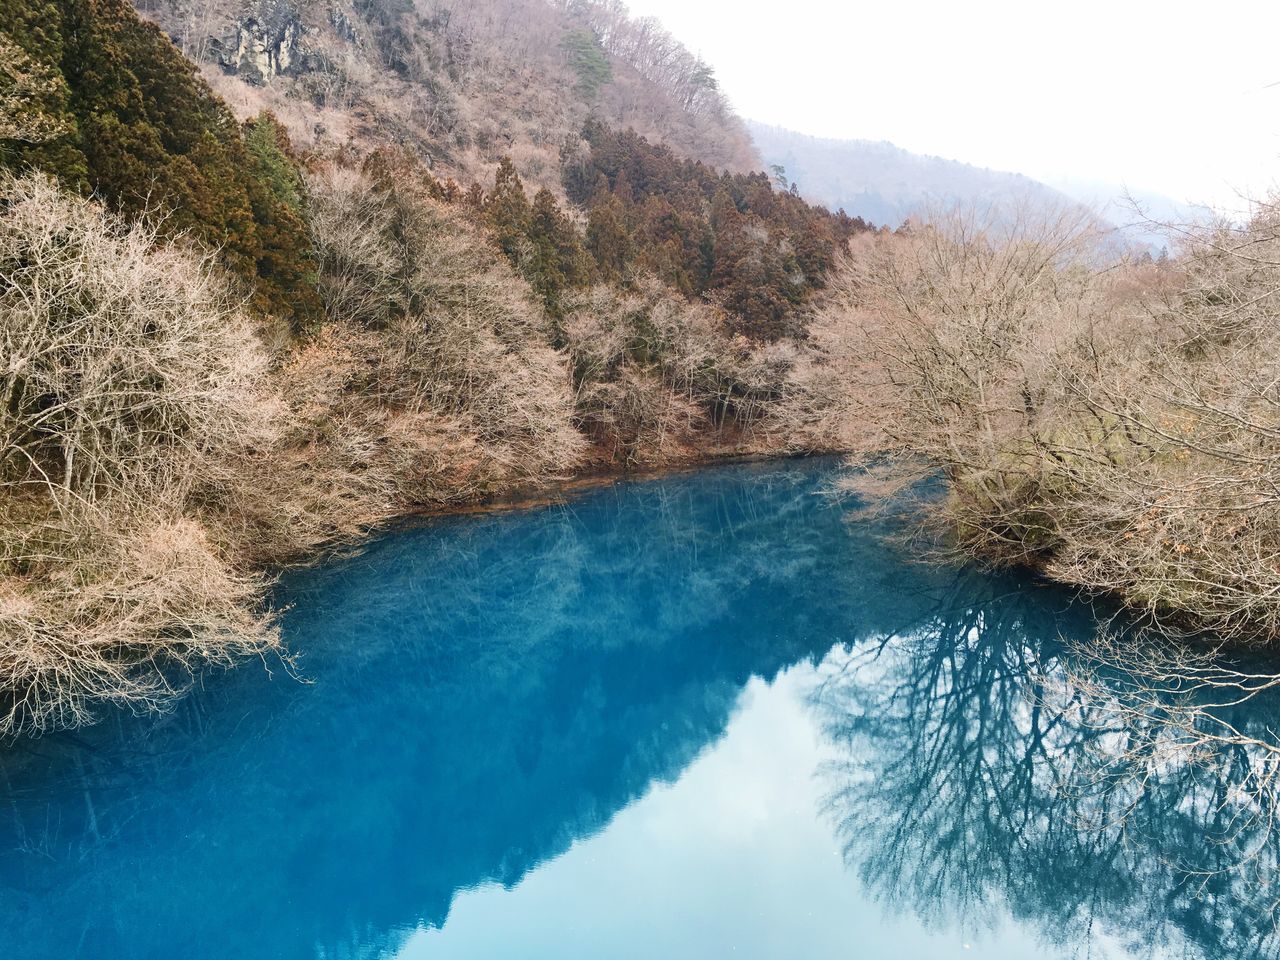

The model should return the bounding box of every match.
[0,173,282,735]
[307,164,587,496]
[562,277,803,463]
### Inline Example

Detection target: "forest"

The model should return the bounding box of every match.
[816,203,1280,645]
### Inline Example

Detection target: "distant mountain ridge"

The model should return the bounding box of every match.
[748,120,1081,228]
[1045,177,1215,253]
[748,121,1215,253]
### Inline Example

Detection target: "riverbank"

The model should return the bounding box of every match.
[0,162,838,739]
[392,447,827,525]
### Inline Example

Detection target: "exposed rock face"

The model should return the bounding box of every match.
[328,5,360,45]
[209,0,313,84]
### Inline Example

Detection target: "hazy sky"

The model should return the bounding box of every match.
[622,0,1280,211]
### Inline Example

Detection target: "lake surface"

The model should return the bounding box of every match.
[1,458,1278,959]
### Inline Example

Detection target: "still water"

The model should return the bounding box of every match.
[1,459,1277,959]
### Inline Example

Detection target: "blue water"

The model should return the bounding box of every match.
[0,459,1277,959]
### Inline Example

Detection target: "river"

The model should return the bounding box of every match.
[0,458,1275,958]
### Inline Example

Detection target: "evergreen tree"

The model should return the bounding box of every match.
[245,113,307,215]
[527,187,591,311]
[564,120,870,339]
[586,193,632,282]
[0,0,322,328]
[242,113,322,329]
[0,0,83,180]
[562,29,612,99]
[484,157,532,263]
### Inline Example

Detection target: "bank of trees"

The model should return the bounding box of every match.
[0,150,821,733]
[562,278,804,463]
[0,174,283,735]
[565,121,870,339]
[814,200,1280,643]
[0,162,591,735]
[0,13,831,734]
[18,0,1277,740]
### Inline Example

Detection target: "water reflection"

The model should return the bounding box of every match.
[0,459,1276,959]
[0,461,928,959]
[814,568,1280,959]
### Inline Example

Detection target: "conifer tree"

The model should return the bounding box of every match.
[527,186,592,313]
[586,193,632,282]
[242,113,323,330]
[0,0,322,328]
[484,157,532,263]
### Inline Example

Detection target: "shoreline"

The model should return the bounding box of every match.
[259,447,842,576]
[386,448,838,529]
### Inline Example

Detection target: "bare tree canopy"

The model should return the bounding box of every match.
[813,196,1280,645]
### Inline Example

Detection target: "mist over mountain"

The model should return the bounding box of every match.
[748,120,1080,227]
[1045,176,1216,253]
[748,120,1223,255]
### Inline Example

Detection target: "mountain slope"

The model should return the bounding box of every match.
[0,0,848,735]
[749,120,1082,227]
[1,0,321,326]
[136,0,760,192]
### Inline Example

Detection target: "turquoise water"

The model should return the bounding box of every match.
[0,459,1277,959]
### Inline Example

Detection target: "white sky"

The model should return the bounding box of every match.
[622,0,1280,212]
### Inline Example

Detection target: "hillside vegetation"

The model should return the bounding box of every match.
[566,122,867,339]
[4,0,1270,739]
[138,0,759,186]
[814,202,1280,645]
[0,0,858,734]
[1,0,322,328]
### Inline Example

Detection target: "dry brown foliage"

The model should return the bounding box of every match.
[562,278,806,464]
[306,165,586,496]
[0,173,282,735]
[814,197,1280,643]
[0,165,593,735]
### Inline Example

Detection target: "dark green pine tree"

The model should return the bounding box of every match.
[527,187,591,311]
[586,192,632,283]
[242,113,323,330]
[0,0,83,179]
[484,157,532,264]
[0,0,322,329]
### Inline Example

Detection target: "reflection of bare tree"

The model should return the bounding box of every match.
[1062,638,1280,953]
[814,572,1280,959]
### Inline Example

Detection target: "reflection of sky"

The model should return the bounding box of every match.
[398,661,1130,960]
[2,460,1239,958]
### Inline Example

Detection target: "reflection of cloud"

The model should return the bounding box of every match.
[397,666,1038,960]
[12,457,1267,960]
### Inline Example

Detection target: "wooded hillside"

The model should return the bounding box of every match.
[0,0,854,735]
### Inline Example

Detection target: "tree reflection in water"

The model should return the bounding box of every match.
[813,567,1280,959]
[4,457,1280,959]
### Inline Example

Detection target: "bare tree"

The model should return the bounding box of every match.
[811,194,1280,643]
[0,174,282,735]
